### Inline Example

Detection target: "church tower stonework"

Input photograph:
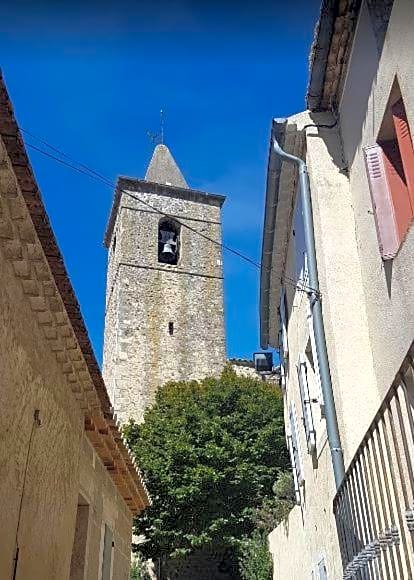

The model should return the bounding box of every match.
[103,144,226,423]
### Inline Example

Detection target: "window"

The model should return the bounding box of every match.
[297,354,317,454]
[100,524,114,580]
[168,321,174,335]
[112,234,116,253]
[158,219,180,265]
[365,83,414,259]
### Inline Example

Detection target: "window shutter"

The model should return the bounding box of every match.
[364,144,399,259]
[297,355,317,454]
[287,433,301,505]
[280,358,286,393]
[289,404,304,489]
[307,300,323,408]
[392,98,414,211]
[318,558,328,580]
[279,288,288,358]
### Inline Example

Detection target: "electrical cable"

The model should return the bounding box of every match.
[19,128,319,295]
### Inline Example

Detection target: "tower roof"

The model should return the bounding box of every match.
[145,143,188,188]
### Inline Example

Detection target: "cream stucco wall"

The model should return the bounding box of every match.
[269,112,378,578]
[267,1,414,577]
[339,0,414,412]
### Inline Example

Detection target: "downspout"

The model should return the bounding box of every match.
[272,137,345,489]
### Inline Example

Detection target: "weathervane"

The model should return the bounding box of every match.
[147,109,165,145]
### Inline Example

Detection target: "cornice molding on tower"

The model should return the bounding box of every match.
[104,176,225,248]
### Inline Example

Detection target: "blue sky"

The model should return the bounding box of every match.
[0,0,319,361]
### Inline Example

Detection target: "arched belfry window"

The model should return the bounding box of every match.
[158,219,180,265]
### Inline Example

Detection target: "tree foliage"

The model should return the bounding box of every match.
[129,555,151,580]
[238,470,295,580]
[238,531,272,580]
[124,367,289,565]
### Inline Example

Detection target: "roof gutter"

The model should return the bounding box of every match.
[272,137,345,489]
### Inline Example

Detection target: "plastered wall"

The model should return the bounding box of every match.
[268,2,414,577]
[339,0,414,408]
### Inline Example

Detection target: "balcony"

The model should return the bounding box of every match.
[333,344,414,579]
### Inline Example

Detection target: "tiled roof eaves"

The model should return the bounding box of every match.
[0,72,150,512]
[306,0,361,111]
[0,74,112,414]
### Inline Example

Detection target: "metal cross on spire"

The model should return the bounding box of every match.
[147,109,165,146]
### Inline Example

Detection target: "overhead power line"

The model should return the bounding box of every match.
[18,127,318,295]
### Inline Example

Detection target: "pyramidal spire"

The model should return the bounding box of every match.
[145,144,188,188]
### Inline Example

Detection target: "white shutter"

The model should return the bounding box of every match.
[280,359,286,393]
[288,404,304,498]
[307,300,324,409]
[297,355,317,454]
[279,288,288,358]
[287,433,301,505]
[318,558,328,580]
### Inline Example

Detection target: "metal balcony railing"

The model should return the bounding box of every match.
[333,345,414,579]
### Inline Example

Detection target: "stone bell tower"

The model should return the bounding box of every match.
[102,144,226,423]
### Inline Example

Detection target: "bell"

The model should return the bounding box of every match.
[162,242,175,256]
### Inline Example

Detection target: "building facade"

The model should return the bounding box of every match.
[0,74,150,580]
[260,0,414,578]
[103,144,226,423]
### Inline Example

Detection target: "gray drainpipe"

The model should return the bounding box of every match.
[273,137,345,489]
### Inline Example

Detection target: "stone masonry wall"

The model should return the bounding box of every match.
[103,186,226,423]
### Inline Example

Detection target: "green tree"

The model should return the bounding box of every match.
[124,367,289,569]
[129,554,150,580]
[238,531,272,580]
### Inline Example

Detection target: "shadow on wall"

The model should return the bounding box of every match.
[306,111,348,174]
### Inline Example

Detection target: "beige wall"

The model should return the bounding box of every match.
[339,0,414,408]
[269,445,342,580]
[0,147,134,579]
[78,438,133,580]
[0,238,83,580]
[269,112,378,577]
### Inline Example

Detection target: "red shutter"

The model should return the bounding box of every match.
[381,140,412,240]
[364,144,399,259]
[392,98,414,213]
